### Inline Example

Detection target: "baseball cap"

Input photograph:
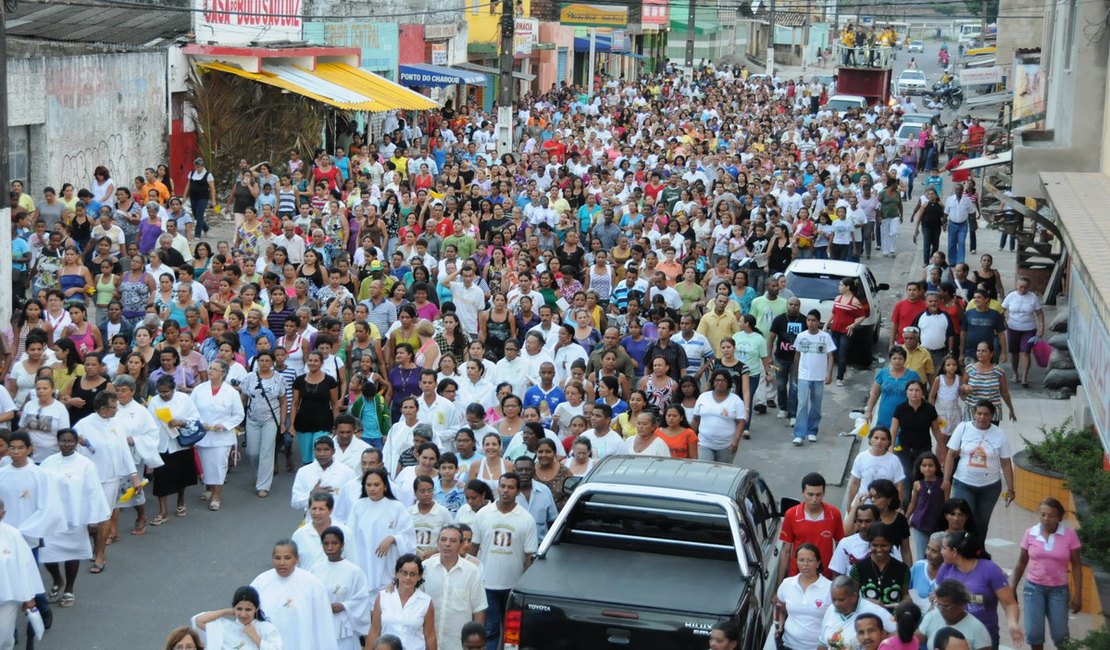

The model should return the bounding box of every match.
[369,260,383,271]
[193,157,205,165]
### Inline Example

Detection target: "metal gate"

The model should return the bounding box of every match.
[557,47,568,85]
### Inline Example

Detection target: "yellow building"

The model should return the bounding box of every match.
[467,0,532,61]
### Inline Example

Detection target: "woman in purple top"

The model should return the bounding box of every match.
[935,532,1024,648]
[138,203,164,255]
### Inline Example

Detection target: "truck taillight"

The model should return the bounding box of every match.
[503,602,523,650]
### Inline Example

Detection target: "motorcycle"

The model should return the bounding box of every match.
[928,81,964,109]
[938,50,949,66]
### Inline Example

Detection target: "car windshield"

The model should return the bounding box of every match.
[826,99,863,112]
[785,272,843,301]
[901,71,926,81]
[898,125,924,139]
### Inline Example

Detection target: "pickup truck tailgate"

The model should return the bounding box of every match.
[512,545,746,649]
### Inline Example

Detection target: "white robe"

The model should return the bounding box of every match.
[74,413,138,483]
[191,381,246,449]
[382,421,417,478]
[311,559,372,650]
[190,613,283,650]
[116,399,164,469]
[332,436,371,476]
[148,391,201,453]
[331,476,364,525]
[346,497,417,592]
[290,462,356,512]
[0,521,44,602]
[250,568,338,650]
[291,521,353,570]
[38,452,111,563]
[0,462,66,546]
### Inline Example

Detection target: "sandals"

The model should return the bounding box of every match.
[176,506,188,517]
[48,585,62,603]
[150,514,169,526]
[209,500,221,511]
[200,490,212,502]
[89,561,106,574]
[59,593,76,608]
[257,490,269,498]
[105,533,120,545]
[131,519,147,535]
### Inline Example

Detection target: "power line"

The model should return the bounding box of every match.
[21,0,499,20]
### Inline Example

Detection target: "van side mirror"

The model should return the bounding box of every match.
[563,476,582,496]
[779,497,800,516]
[877,283,890,291]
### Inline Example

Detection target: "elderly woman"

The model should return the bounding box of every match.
[191,360,246,511]
[108,374,162,537]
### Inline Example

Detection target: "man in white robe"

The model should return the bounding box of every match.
[252,540,338,650]
[0,499,46,650]
[310,527,372,650]
[331,414,370,475]
[291,436,356,513]
[40,430,112,600]
[74,392,141,570]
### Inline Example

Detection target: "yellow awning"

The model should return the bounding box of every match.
[197,61,437,112]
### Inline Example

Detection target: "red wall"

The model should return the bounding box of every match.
[398,24,426,64]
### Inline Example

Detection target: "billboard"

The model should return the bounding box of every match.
[515,18,539,56]
[559,2,629,27]
[194,0,303,44]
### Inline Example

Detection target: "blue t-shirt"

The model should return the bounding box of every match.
[621,336,651,377]
[524,385,566,427]
[873,367,922,428]
[12,238,31,271]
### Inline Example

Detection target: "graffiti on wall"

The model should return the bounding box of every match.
[46,51,166,189]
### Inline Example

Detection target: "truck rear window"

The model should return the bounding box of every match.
[558,493,740,560]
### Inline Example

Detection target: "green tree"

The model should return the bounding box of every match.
[964,0,998,22]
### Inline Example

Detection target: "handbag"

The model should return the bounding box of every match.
[176,419,208,447]
[1031,337,1052,368]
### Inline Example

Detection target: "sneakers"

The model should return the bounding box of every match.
[789,417,797,427]
[754,404,767,415]
[807,434,818,443]
[777,410,787,419]
[792,437,803,446]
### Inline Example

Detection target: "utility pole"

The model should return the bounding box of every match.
[683,0,696,70]
[766,0,776,76]
[496,0,515,156]
[0,0,10,191]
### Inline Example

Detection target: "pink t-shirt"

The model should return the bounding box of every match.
[1020,523,1081,587]
[879,637,918,650]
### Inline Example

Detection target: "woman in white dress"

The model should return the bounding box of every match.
[311,526,372,650]
[39,428,111,608]
[191,585,283,650]
[190,360,245,512]
[251,540,338,650]
[369,553,437,650]
[346,468,417,593]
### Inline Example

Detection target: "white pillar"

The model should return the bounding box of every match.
[587,28,597,98]
[0,208,11,330]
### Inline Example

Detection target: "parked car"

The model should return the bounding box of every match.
[894,121,926,150]
[894,69,928,95]
[785,259,889,367]
[505,456,788,650]
[908,39,925,53]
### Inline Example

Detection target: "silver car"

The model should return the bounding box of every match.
[894,69,928,96]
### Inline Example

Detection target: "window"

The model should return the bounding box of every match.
[1064,0,1078,71]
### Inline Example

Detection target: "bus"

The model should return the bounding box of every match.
[958,22,982,44]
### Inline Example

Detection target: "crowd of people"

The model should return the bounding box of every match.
[0,57,1078,650]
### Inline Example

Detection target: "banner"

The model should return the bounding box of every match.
[194,0,303,44]
[431,44,448,65]
[559,2,629,27]
[515,18,539,56]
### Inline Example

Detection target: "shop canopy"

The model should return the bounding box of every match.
[197,61,437,112]
[572,33,646,57]
[398,63,487,88]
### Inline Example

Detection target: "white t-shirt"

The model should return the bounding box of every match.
[692,392,747,451]
[818,593,896,649]
[622,435,671,457]
[581,428,625,459]
[1001,290,1042,331]
[776,574,832,650]
[850,450,906,491]
[472,503,539,590]
[947,421,1013,487]
[793,330,836,382]
[450,281,485,334]
[829,532,904,576]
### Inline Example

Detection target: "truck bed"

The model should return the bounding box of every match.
[516,543,746,615]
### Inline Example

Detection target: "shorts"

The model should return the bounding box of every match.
[1008,328,1037,355]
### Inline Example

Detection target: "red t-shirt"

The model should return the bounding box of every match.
[890,298,929,344]
[542,139,568,163]
[779,502,845,577]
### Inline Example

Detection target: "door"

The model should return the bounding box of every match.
[557,47,568,86]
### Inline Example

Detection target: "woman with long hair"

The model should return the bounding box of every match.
[347,468,417,593]
[935,532,1024,648]
[13,299,53,362]
[826,278,869,386]
[190,585,282,649]
[941,400,1015,537]
[8,330,51,407]
[291,351,340,466]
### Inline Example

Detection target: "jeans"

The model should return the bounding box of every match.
[881,218,899,255]
[189,197,210,237]
[947,220,969,265]
[860,223,875,258]
[999,228,1016,252]
[698,446,735,464]
[969,218,978,252]
[897,446,931,504]
[748,269,766,297]
[921,224,940,265]
[1023,581,1071,646]
[830,330,852,380]
[911,528,933,562]
[951,477,1002,537]
[774,360,798,417]
[485,588,511,650]
[244,417,278,492]
[794,379,824,439]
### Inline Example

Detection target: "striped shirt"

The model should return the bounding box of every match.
[675,332,714,375]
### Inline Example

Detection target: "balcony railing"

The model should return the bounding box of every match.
[834,44,895,69]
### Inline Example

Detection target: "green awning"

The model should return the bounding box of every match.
[668,18,719,35]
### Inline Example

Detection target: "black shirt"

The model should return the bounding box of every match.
[770,312,807,362]
[892,401,938,450]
